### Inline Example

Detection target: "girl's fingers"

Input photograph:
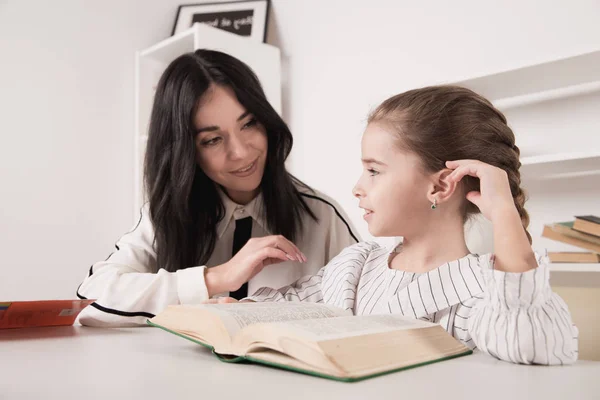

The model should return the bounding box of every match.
[445,160,460,169]
[448,165,481,182]
[446,159,481,169]
[465,191,482,207]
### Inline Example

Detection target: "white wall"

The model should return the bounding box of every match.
[0,0,187,300]
[269,0,600,243]
[1,0,600,300]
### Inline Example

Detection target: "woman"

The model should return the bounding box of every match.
[77,49,359,327]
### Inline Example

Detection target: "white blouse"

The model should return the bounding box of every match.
[248,241,579,365]
[76,185,360,327]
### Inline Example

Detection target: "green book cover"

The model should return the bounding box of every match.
[147,319,473,382]
[557,221,575,229]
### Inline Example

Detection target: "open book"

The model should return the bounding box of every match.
[148,302,472,382]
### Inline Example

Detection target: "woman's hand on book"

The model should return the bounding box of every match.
[202,297,256,304]
[204,297,239,304]
[205,235,306,297]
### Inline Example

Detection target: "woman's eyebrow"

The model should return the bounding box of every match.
[196,111,251,134]
[196,125,219,134]
[237,111,250,121]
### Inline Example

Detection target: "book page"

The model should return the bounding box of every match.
[236,314,451,376]
[274,314,435,342]
[201,302,351,337]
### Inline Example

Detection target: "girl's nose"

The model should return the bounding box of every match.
[352,184,364,199]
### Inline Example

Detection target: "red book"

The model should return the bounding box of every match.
[0,299,94,329]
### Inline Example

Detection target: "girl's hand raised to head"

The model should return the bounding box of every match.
[446,160,536,273]
[445,160,517,222]
[205,235,307,298]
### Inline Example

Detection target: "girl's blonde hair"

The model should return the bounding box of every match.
[369,85,531,243]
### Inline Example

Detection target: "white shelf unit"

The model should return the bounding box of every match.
[456,50,600,280]
[134,24,282,217]
[520,152,600,182]
[549,264,600,273]
[454,50,600,111]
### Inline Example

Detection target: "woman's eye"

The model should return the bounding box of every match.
[242,118,257,130]
[368,168,379,176]
[201,137,222,147]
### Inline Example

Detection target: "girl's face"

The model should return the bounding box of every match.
[353,123,432,237]
[194,85,268,204]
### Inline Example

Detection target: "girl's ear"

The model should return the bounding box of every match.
[427,169,459,204]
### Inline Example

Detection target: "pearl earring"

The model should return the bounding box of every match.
[431,198,437,210]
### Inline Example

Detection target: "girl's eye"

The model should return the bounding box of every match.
[242,118,258,130]
[201,137,222,147]
[368,168,379,176]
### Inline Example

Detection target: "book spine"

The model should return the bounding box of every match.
[542,226,600,253]
[573,219,600,238]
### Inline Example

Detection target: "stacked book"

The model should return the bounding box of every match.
[542,215,600,263]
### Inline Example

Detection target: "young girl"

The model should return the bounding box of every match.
[213,85,578,365]
[76,50,358,327]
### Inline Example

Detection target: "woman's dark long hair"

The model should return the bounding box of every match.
[144,49,317,272]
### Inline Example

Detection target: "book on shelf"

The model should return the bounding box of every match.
[0,299,95,329]
[542,222,600,253]
[148,302,472,382]
[573,215,600,237]
[547,252,600,263]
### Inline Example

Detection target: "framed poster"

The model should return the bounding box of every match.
[172,0,270,42]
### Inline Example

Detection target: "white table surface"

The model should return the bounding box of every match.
[1,325,599,400]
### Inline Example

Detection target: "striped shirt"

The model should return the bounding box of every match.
[248,241,579,365]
